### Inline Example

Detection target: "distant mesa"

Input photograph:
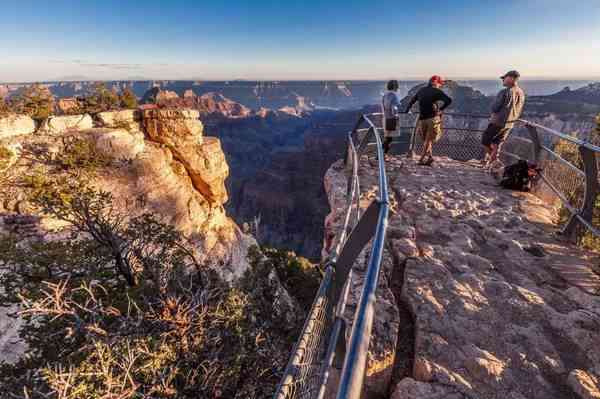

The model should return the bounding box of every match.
[140,87,252,118]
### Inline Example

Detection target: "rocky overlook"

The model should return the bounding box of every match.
[323,156,600,399]
[0,109,258,365]
[0,109,254,279]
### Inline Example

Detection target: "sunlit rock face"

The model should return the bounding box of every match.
[0,114,36,138]
[38,114,93,134]
[96,109,142,132]
[142,108,229,204]
[0,109,258,365]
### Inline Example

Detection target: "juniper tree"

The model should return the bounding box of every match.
[119,87,138,109]
[12,84,54,120]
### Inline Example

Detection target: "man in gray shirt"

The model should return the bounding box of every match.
[481,70,526,166]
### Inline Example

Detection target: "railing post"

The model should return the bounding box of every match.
[525,123,542,164]
[563,144,599,239]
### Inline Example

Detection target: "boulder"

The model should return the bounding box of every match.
[391,378,467,399]
[96,109,142,132]
[142,109,229,204]
[90,128,145,160]
[568,369,600,399]
[39,114,93,135]
[0,114,36,138]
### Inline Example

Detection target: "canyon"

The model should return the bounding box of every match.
[4,80,598,261]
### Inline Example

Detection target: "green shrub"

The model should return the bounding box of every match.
[554,113,600,251]
[80,83,120,115]
[0,195,302,398]
[246,245,321,312]
[56,138,111,173]
[0,97,10,117]
[120,87,138,109]
[11,84,54,120]
[0,146,12,171]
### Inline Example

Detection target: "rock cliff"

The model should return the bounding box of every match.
[323,155,600,399]
[0,108,257,363]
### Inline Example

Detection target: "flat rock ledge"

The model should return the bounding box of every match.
[324,155,600,399]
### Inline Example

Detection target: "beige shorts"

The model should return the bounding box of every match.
[417,116,443,142]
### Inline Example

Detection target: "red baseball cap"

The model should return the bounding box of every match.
[429,75,445,85]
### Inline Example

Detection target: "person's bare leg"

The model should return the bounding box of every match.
[490,143,499,163]
[482,144,492,165]
[420,139,430,163]
[427,140,433,158]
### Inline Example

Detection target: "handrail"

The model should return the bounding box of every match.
[275,111,600,399]
[274,112,390,399]
[519,118,600,152]
[335,114,389,399]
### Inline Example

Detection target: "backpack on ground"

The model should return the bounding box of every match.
[500,160,541,192]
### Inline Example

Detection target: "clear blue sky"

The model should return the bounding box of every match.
[1,0,599,81]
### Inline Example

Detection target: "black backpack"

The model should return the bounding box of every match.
[500,160,540,192]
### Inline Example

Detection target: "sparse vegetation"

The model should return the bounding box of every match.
[80,83,120,115]
[0,146,13,172]
[55,137,112,173]
[0,180,315,397]
[554,113,600,250]
[0,97,10,117]
[11,84,54,120]
[120,87,138,109]
[0,142,319,397]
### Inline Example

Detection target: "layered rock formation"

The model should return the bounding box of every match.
[38,113,93,134]
[323,154,600,398]
[0,114,36,138]
[0,109,254,281]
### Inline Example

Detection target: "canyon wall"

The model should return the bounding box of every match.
[0,109,256,362]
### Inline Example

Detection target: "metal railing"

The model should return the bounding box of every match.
[275,111,600,399]
[402,112,600,239]
[274,113,389,399]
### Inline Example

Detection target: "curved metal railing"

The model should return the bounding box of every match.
[274,113,389,399]
[401,111,600,239]
[275,111,600,399]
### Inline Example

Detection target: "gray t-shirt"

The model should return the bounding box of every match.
[382,91,400,120]
[490,85,525,128]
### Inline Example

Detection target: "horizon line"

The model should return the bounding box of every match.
[2,77,600,84]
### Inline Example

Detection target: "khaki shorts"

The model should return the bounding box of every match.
[417,116,443,142]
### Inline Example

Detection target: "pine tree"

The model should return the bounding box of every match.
[12,84,54,120]
[119,87,138,109]
[82,83,120,114]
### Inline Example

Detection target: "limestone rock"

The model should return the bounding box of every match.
[142,109,228,204]
[90,128,145,160]
[323,155,600,398]
[96,109,142,132]
[569,369,600,399]
[391,378,467,399]
[39,114,93,135]
[0,114,36,138]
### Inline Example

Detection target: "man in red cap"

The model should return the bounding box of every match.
[405,75,452,165]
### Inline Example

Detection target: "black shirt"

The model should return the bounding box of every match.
[405,85,452,120]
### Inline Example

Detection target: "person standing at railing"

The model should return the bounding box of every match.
[482,70,526,167]
[381,80,401,154]
[405,75,452,166]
